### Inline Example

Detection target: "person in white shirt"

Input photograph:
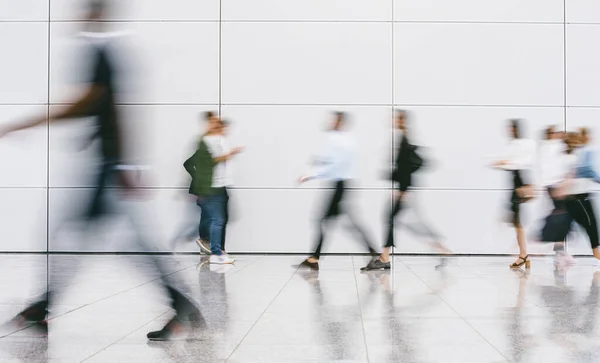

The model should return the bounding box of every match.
[538,126,574,264]
[202,118,241,264]
[217,119,234,254]
[492,119,535,269]
[173,115,235,257]
[297,112,378,270]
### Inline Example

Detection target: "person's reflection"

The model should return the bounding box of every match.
[146,257,231,361]
[507,268,537,363]
[570,271,600,362]
[359,270,414,363]
[297,269,360,361]
[540,265,578,351]
[0,335,47,363]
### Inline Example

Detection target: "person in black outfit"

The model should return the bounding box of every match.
[0,0,201,341]
[362,110,449,271]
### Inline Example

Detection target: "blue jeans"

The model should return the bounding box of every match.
[197,190,226,255]
[199,211,210,241]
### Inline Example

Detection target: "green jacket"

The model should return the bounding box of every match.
[183,138,215,197]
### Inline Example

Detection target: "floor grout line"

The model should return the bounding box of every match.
[402,260,512,362]
[352,257,372,363]
[79,310,172,362]
[224,264,299,362]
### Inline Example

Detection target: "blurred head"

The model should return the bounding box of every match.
[220,119,230,135]
[565,132,582,153]
[395,109,408,131]
[203,111,221,134]
[580,127,591,145]
[85,0,108,22]
[544,126,555,140]
[332,112,347,131]
[509,119,522,139]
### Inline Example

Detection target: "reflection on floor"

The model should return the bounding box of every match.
[0,254,600,362]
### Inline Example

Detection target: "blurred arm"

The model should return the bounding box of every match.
[581,150,600,183]
[2,85,106,134]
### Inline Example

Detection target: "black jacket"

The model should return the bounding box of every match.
[392,135,416,192]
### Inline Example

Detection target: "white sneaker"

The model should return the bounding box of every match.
[210,264,233,273]
[196,239,211,255]
[221,251,236,262]
[210,254,235,265]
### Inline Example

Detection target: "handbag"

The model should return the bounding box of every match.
[540,210,573,242]
[410,148,424,172]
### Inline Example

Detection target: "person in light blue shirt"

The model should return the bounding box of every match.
[576,128,600,183]
[566,128,600,265]
[296,112,378,270]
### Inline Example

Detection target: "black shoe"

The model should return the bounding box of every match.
[14,300,48,324]
[435,257,448,270]
[360,257,379,271]
[147,317,185,341]
[171,294,205,330]
[361,258,390,271]
[295,259,319,271]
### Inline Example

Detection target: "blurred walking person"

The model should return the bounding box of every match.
[538,126,574,264]
[297,112,378,270]
[567,128,600,263]
[172,111,216,255]
[218,119,234,255]
[362,109,449,271]
[0,0,202,340]
[492,119,535,269]
[184,114,241,264]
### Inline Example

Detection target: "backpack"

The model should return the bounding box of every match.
[409,147,425,173]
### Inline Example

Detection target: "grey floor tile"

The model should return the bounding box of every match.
[1,255,600,362]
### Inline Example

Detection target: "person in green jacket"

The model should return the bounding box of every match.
[184,112,241,264]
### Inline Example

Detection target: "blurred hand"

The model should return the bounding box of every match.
[116,170,145,200]
[230,147,243,156]
[298,176,309,184]
[0,126,10,139]
[493,160,508,168]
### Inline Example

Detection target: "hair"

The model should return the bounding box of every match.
[580,127,589,138]
[87,0,107,17]
[203,111,215,121]
[332,111,348,128]
[396,109,409,119]
[220,119,230,127]
[544,125,555,140]
[565,132,580,153]
[509,118,522,139]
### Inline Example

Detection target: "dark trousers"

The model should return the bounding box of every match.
[313,180,377,258]
[566,194,600,249]
[547,186,566,252]
[385,198,402,248]
[385,192,441,248]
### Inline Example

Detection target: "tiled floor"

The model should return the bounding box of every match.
[1,254,600,362]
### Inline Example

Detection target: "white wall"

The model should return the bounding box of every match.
[0,0,597,254]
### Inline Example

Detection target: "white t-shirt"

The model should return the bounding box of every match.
[499,139,535,171]
[203,135,233,188]
[539,139,566,187]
